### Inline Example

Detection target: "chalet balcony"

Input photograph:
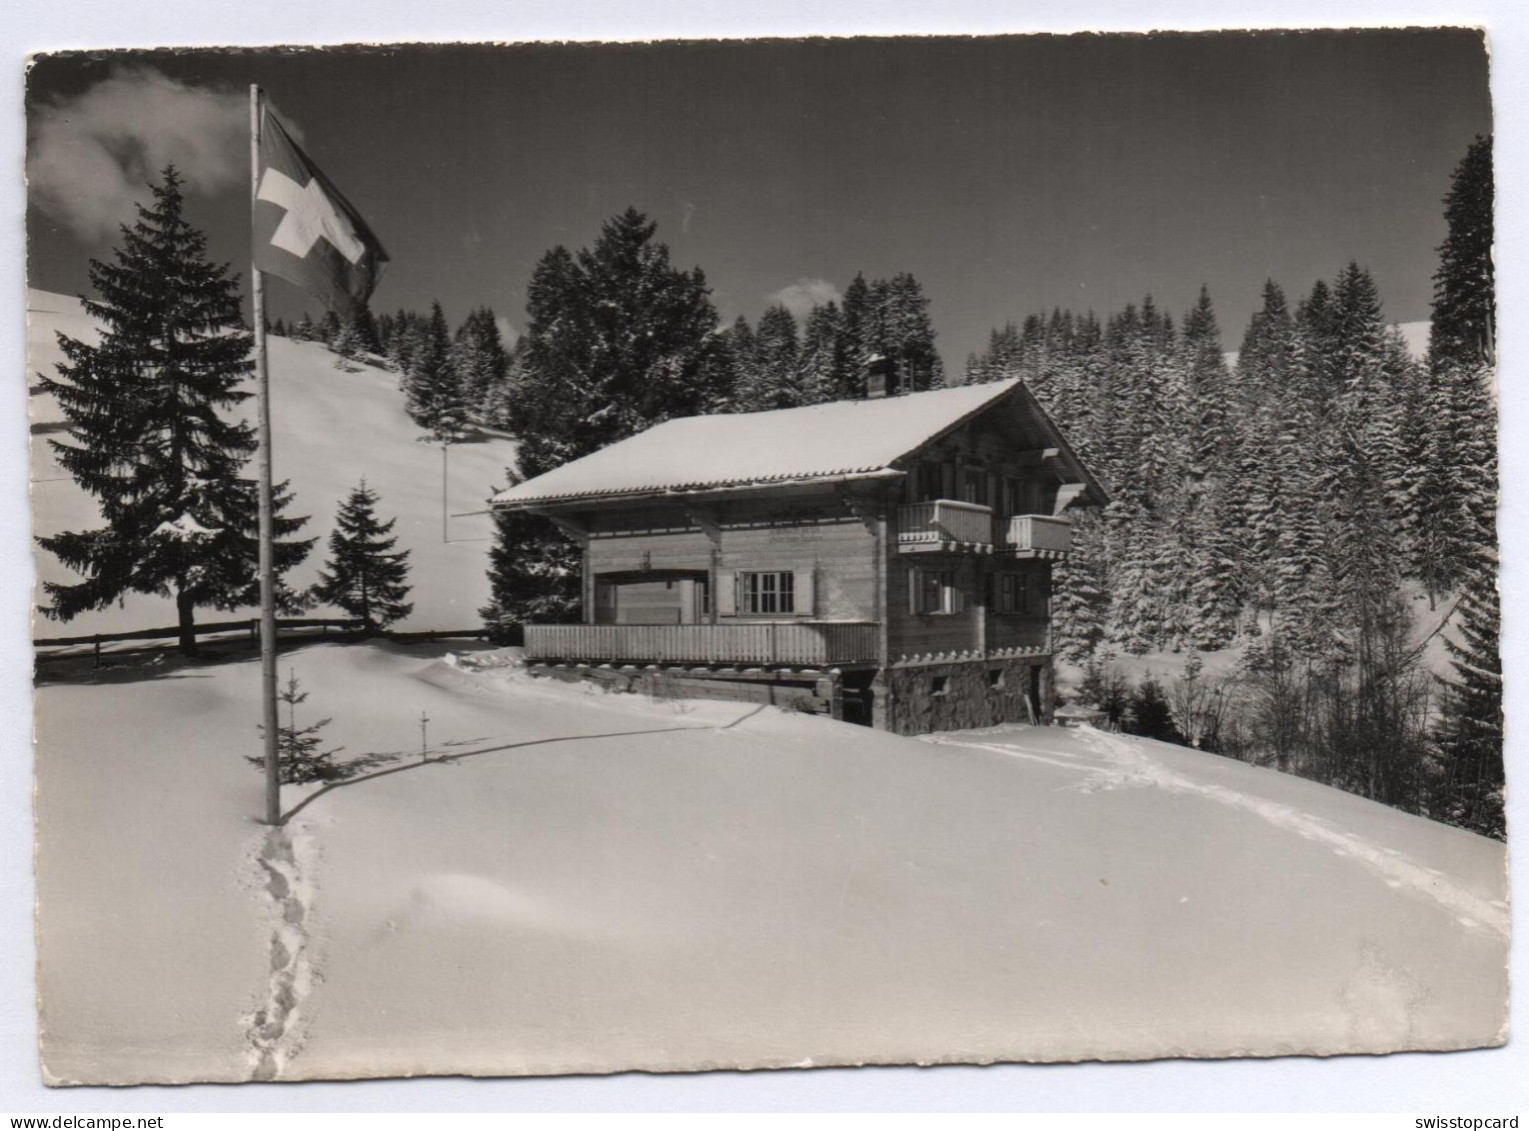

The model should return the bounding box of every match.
[1001,514,1073,558]
[523,621,880,667]
[896,499,993,551]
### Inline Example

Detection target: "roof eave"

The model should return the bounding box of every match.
[489,467,907,512]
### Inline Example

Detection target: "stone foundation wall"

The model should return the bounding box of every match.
[876,656,1053,736]
[530,663,837,715]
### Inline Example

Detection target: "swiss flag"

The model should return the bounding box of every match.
[253,105,388,314]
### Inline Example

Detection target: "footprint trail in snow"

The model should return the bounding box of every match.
[926,725,1509,939]
[244,825,317,1081]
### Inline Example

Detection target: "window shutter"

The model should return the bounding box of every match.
[716,569,737,616]
[793,565,816,617]
[908,566,920,614]
[948,577,964,614]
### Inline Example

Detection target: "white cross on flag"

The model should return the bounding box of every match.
[253,105,388,314]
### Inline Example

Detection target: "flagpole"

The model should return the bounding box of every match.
[251,84,281,827]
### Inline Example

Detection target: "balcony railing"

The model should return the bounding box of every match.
[1002,514,1073,555]
[897,499,993,548]
[524,621,880,666]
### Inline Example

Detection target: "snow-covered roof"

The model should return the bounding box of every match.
[491,379,1107,508]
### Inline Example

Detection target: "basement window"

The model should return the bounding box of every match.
[988,669,1005,689]
[931,675,950,697]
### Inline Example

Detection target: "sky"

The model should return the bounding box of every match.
[26,30,1490,371]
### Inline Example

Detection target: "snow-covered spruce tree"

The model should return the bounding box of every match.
[1431,555,1503,837]
[402,301,456,432]
[330,317,365,371]
[1424,135,1500,837]
[319,309,341,347]
[738,304,802,410]
[863,272,944,393]
[1178,287,1242,649]
[1049,508,1109,661]
[311,480,413,631]
[1429,136,1495,375]
[37,166,313,655]
[291,312,318,342]
[797,302,842,405]
[1234,280,1298,621]
[386,308,420,374]
[483,210,731,636]
[449,306,511,424]
[1416,136,1496,601]
[833,273,874,398]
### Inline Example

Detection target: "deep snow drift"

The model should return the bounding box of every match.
[28,288,517,636]
[35,641,1508,1084]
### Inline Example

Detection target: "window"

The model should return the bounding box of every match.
[916,461,943,502]
[988,668,1005,689]
[961,468,988,506]
[998,571,1049,615]
[931,675,949,696]
[998,572,1027,614]
[910,567,959,615]
[739,571,795,615]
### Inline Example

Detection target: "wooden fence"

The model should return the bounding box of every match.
[34,618,491,669]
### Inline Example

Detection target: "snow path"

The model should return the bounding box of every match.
[243,824,319,1080]
[928,725,1509,939]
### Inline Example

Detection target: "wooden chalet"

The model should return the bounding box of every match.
[489,369,1108,735]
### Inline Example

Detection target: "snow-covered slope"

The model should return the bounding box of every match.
[28,288,517,635]
[35,642,1508,1083]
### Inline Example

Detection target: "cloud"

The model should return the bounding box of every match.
[28,67,247,240]
[768,277,842,319]
[494,316,520,348]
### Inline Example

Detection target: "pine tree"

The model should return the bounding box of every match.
[292,312,318,342]
[37,166,312,654]
[1416,136,1497,600]
[449,306,511,423]
[835,273,873,397]
[1429,136,1494,374]
[1431,557,1503,837]
[319,309,341,346]
[797,302,842,404]
[311,480,413,630]
[739,304,801,409]
[1425,135,1500,837]
[351,305,381,354]
[245,671,357,785]
[721,315,759,413]
[484,210,729,635]
[330,318,365,371]
[402,301,455,431]
[874,272,944,391]
[1179,287,1241,648]
[1236,280,1298,618]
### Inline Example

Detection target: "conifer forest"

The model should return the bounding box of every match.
[268,139,1498,838]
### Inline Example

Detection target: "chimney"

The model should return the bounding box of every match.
[865,354,898,399]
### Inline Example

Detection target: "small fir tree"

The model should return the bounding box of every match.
[311,481,413,630]
[245,670,356,785]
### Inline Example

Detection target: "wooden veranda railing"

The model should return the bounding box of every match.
[523,621,880,666]
[896,499,994,547]
[1001,514,1073,554]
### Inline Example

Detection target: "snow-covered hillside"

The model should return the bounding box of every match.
[35,641,1507,1084]
[28,289,517,635]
